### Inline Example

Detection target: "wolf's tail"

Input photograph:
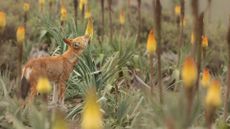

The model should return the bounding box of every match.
[21,76,30,99]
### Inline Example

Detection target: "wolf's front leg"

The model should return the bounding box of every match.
[49,83,58,107]
[58,80,67,110]
[27,84,37,105]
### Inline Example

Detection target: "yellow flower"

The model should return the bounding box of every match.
[16,25,25,44]
[205,80,222,108]
[0,11,6,33]
[181,57,197,88]
[174,5,181,16]
[180,17,186,27]
[85,17,94,38]
[79,0,88,11]
[84,5,91,19]
[202,35,208,48]
[146,29,157,54]
[39,0,45,11]
[119,9,125,25]
[52,110,68,129]
[36,77,52,94]
[81,87,103,129]
[191,32,195,45]
[201,68,211,88]
[23,3,30,12]
[60,6,67,22]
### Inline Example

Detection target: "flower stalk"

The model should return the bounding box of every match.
[108,0,113,42]
[73,0,78,28]
[100,0,104,41]
[137,0,141,44]
[154,0,163,104]
[23,3,30,29]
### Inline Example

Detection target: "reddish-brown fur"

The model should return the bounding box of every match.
[21,35,89,105]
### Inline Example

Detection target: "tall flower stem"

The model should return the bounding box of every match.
[108,0,113,42]
[149,54,154,93]
[101,0,104,41]
[191,0,203,92]
[177,0,185,62]
[152,0,155,22]
[154,0,163,104]
[18,44,23,77]
[23,13,27,30]
[137,0,141,44]
[191,0,198,57]
[194,13,204,93]
[185,88,193,126]
[81,4,85,19]
[73,0,78,28]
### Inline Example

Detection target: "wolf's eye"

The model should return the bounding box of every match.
[73,42,80,48]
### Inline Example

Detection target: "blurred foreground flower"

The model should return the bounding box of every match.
[0,11,6,33]
[52,110,68,129]
[16,25,25,45]
[174,5,181,16]
[23,3,30,12]
[191,32,195,44]
[39,0,45,11]
[79,0,87,11]
[146,29,157,54]
[205,80,221,109]
[201,68,211,88]
[60,6,67,23]
[119,9,125,25]
[182,57,197,88]
[36,77,52,94]
[84,5,91,19]
[81,87,103,129]
[85,17,94,38]
[202,35,209,48]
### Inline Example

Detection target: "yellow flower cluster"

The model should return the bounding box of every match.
[119,9,125,25]
[81,87,103,129]
[23,3,30,12]
[85,17,94,38]
[60,6,67,22]
[16,25,25,44]
[79,0,88,11]
[39,0,45,11]
[146,29,157,54]
[85,6,91,19]
[36,77,52,94]
[174,5,181,16]
[0,11,6,33]
[181,57,197,88]
[191,32,195,45]
[205,80,222,109]
[202,35,208,48]
[201,68,211,88]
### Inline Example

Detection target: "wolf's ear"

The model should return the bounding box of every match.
[63,39,72,46]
